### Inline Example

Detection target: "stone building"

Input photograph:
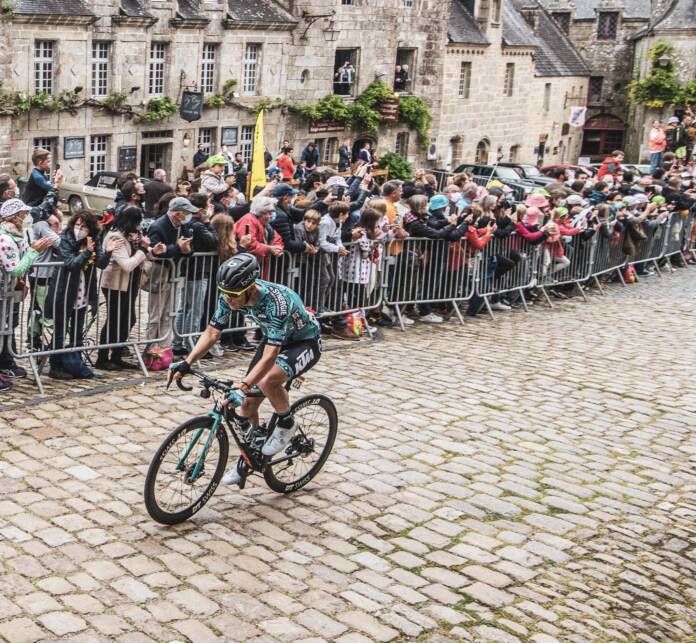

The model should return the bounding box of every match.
[627,0,696,160]
[536,0,651,160]
[433,0,589,170]
[0,0,587,186]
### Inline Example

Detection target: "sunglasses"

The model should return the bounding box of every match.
[219,283,253,298]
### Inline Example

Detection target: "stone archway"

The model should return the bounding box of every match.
[352,135,378,163]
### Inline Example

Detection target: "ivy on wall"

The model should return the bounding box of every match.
[628,42,695,109]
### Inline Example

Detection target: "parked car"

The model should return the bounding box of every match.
[453,163,537,197]
[497,163,555,187]
[588,162,651,177]
[540,164,596,179]
[59,171,150,215]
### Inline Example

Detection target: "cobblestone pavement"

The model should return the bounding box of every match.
[1,270,695,643]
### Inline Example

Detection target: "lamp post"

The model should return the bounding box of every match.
[300,10,340,41]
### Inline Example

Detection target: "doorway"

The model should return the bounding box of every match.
[351,137,376,164]
[140,144,171,178]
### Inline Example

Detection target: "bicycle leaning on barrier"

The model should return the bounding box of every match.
[144,253,338,524]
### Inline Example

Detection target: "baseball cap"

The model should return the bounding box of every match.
[206,154,227,168]
[428,194,449,211]
[566,194,586,207]
[633,193,649,205]
[667,117,679,124]
[168,197,198,214]
[273,183,299,198]
[0,198,31,219]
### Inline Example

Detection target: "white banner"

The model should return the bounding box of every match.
[568,106,587,128]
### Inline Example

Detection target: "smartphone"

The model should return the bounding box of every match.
[245,223,250,236]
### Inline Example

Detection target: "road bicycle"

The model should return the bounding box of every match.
[143,369,338,525]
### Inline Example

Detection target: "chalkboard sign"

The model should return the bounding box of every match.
[118,146,137,172]
[221,127,238,146]
[180,91,203,122]
[64,137,85,160]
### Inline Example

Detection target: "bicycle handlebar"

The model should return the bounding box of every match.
[169,368,234,395]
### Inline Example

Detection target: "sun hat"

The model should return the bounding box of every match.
[206,154,227,168]
[0,198,31,219]
[526,193,549,209]
[428,194,449,211]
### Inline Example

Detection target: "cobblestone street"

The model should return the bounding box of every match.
[1,271,695,643]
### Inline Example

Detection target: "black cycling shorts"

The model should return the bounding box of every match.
[247,337,322,380]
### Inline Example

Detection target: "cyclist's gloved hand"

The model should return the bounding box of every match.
[168,360,191,387]
[226,389,246,408]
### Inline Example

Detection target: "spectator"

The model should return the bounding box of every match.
[665,116,686,154]
[271,183,315,256]
[294,209,322,310]
[199,155,228,197]
[334,61,355,95]
[648,120,667,174]
[96,206,163,371]
[338,139,351,172]
[115,179,145,214]
[234,196,284,279]
[597,150,624,181]
[232,152,248,195]
[172,193,219,357]
[277,146,296,181]
[145,197,197,347]
[294,160,309,183]
[193,144,208,169]
[358,141,372,165]
[143,168,173,218]
[212,186,252,221]
[0,199,54,386]
[44,209,115,380]
[301,143,320,172]
[23,147,63,207]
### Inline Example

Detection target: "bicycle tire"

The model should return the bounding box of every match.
[263,394,337,493]
[144,416,229,525]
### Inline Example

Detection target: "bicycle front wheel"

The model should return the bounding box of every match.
[263,394,337,493]
[144,416,229,525]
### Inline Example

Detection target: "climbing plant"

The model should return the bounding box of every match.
[398,95,432,148]
[139,96,178,123]
[377,152,413,180]
[628,41,690,109]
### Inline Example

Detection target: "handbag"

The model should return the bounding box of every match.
[143,346,173,371]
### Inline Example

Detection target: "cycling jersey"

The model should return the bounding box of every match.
[210,279,321,347]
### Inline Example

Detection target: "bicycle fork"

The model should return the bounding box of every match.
[176,413,222,482]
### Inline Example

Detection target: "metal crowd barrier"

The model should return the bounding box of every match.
[382,236,477,330]
[628,215,669,275]
[8,257,175,394]
[588,225,627,290]
[538,232,597,304]
[475,234,540,316]
[662,211,693,271]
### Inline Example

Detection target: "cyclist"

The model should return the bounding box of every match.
[168,252,322,485]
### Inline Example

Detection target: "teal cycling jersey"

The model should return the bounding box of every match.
[210,279,321,346]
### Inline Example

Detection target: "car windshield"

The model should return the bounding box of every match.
[97,176,117,189]
[519,165,541,177]
[495,167,521,180]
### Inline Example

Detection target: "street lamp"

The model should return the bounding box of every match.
[323,18,340,42]
[300,10,340,42]
[657,53,671,67]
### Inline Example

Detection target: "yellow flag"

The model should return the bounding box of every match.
[248,109,266,199]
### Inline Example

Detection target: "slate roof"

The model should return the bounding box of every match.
[120,0,153,18]
[176,0,207,20]
[14,0,95,16]
[538,0,652,20]
[532,8,590,75]
[502,2,540,46]
[647,0,696,30]
[226,0,296,25]
[448,0,489,45]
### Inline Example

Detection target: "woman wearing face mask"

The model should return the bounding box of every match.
[44,209,118,380]
[0,199,54,388]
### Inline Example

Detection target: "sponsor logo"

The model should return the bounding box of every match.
[293,396,322,412]
[287,474,312,491]
[295,347,314,372]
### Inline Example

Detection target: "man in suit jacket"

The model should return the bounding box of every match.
[143,168,173,218]
[145,197,196,345]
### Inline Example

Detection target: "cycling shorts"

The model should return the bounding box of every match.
[247,337,322,380]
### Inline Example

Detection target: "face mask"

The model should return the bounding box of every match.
[270,212,277,223]
[22,215,32,231]
[74,227,88,241]
[449,193,461,203]
[181,214,192,225]
[14,187,20,198]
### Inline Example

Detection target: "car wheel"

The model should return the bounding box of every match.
[69,196,84,215]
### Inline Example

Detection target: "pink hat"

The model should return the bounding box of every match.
[525,193,549,209]
[523,207,541,227]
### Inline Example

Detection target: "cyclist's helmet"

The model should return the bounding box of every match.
[217,253,260,294]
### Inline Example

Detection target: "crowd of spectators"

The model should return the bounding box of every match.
[1,134,696,392]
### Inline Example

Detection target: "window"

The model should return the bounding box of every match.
[89,135,108,177]
[34,41,54,94]
[243,44,260,95]
[200,43,217,94]
[395,132,410,159]
[491,0,501,23]
[341,0,354,4]
[403,0,414,7]
[458,62,472,99]
[333,49,358,96]
[475,139,490,164]
[91,42,110,98]
[561,123,570,136]
[240,125,254,163]
[148,43,166,97]
[395,48,415,93]
[589,76,604,104]
[597,12,618,40]
[509,145,520,162]
[543,82,551,111]
[322,138,338,163]
[198,128,215,155]
[551,12,571,34]
[503,63,514,97]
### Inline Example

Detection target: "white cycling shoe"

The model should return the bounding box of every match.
[262,420,298,456]
[222,466,243,486]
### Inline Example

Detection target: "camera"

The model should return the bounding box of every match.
[331,186,346,200]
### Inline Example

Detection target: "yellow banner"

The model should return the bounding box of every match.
[248,109,266,199]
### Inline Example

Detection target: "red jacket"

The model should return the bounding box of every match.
[448,226,492,270]
[235,213,284,278]
[514,221,546,244]
[597,156,622,180]
[277,154,296,180]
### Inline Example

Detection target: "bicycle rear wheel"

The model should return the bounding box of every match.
[263,394,337,493]
[144,416,229,525]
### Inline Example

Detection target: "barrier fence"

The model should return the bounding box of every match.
[1,210,694,393]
